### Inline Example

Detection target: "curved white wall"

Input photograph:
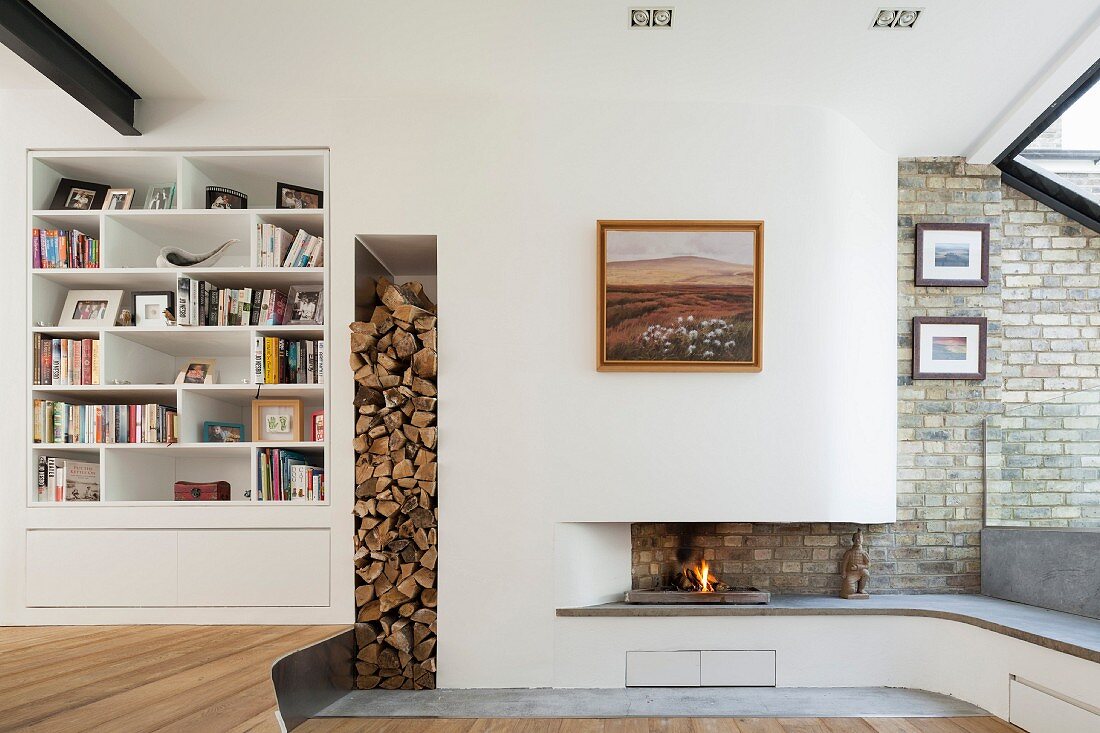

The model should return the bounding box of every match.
[0,90,895,687]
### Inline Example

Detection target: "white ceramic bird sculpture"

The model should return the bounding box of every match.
[156,239,239,268]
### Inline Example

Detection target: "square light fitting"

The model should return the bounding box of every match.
[630,7,673,28]
[871,8,921,29]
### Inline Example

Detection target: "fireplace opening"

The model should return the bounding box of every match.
[626,525,770,605]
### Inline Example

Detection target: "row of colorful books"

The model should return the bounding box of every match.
[33,336,100,386]
[33,400,178,444]
[32,228,100,269]
[35,457,100,502]
[251,337,325,384]
[257,225,324,268]
[257,448,325,501]
[177,277,288,326]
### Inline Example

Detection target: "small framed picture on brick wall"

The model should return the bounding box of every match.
[915,223,989,287]
[913,316,987,380]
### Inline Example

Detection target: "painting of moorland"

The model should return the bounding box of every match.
[601,226,759,368]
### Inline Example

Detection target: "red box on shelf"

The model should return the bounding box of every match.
[173,481,231,501]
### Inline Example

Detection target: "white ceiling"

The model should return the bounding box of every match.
[8,0,1100,154]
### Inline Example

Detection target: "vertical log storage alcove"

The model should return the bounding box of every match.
[351,236,439,689]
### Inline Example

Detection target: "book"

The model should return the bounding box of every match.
[62,460,100,502]
[177,277,190,325]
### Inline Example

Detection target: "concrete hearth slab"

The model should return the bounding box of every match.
[557,593,1100,664]
[315,687,988,719]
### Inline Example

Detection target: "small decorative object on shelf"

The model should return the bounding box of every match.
[157,238,239,268]
[102,188,135,210]
[206,186,248,209]
[203,421,244,443]
[49,178,109,210]
[252,398,303,442]
[176,360,217,385]
[276,181,323,209]
[117,310,133,326]
[173,481,231,501]
[163,308,176,325]
[286,285,324,325]
[131,291,175,327]
[144,183,176,210]
[58,289,124,327]
[312,410,324,441]
[912,316,988,381]
[840,529,870,600]
[915,223,990,287]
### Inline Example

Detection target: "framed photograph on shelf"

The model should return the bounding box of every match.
[285,285,324,325]
[102,188,135,211]
[206,186,248,209]
[597,220,763,372]
[132,291,175,328]
[913,316,987,380]
[175,360,217,385]
[49,178,110,210]
[915,223,990,287]
[58,289,124,327]
[252,398,303,442]
[203,421,244,443]
[276,182,323,210]
[312,410,324,441]
[144,183,176,210]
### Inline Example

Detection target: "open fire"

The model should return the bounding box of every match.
[624,548,769,605]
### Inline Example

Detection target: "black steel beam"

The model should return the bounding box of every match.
[0,0,139,135]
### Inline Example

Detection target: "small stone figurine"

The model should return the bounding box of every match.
[840,529,870,600]
[117,309,133,326]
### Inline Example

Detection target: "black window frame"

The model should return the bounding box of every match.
[995,57,1100,233]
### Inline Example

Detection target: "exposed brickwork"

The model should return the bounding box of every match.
[989,186,1100,527]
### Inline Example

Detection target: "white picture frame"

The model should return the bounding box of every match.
[57,290,124,328]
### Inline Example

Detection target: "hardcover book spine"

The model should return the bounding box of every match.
[177,277,190,326]
[91,340,100,385]
[36,455,47,502]
[81,338,92,386]
[189,278,199,326]
[251,336,264,384]
[317,340,325,384]
[32,229,41,269]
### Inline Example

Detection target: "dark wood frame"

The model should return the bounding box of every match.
[597,220,764,372]
[913,316,988,380]
[48,178,109,210]
[276,181,324,210]
[915,223,989,287]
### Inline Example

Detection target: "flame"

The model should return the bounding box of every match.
[682,558,717,592]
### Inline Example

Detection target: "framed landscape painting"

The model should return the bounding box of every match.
[915,223,989,287]
[912,316,987,380]
[597,220,763,372]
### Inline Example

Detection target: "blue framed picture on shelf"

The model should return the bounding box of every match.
[203,421,245,443]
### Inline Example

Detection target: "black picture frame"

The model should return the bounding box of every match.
[131,290,175,328]
[48,178,110,210]
[915,223,990,287]
[276,181,323,210]
[913,316,988,381]
[206,186,248,210]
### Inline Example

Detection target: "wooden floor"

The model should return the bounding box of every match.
[0,624,345,732]
[0,626,1022,733]
[299,721,1022,732]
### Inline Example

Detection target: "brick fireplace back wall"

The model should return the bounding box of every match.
[632,158,1100,594]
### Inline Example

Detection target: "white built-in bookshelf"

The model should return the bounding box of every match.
[27,150,330,506]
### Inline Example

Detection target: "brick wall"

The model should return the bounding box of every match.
[632,157,1006,595]
[988,186,1100,527]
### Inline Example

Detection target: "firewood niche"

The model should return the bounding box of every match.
[351,277,438,690]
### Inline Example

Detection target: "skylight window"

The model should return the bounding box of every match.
[996,59,1100,232]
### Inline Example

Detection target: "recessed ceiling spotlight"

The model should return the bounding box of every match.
[630,7,673,28]
[871,7,921,29]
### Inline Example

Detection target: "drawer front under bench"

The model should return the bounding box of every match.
[626,650,776,687]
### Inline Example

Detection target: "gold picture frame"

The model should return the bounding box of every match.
[597,220,763,372]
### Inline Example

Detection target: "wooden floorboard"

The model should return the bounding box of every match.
[0,626,1023,733]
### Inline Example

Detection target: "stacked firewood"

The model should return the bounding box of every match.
[350,277,438,690]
